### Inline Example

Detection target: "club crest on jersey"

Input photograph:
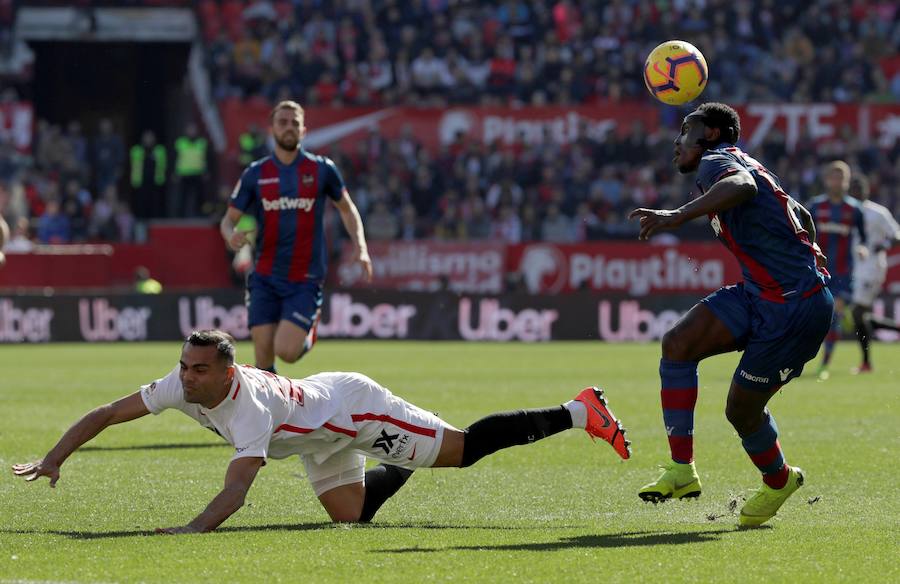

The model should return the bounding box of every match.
[301,174,315,185]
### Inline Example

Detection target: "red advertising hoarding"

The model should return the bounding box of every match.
[334,240,743,296]
[220,100,900,159]
[334,240,507,293]
[507,242,742,295]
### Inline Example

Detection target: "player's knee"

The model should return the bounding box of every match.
[275,347,302,363]
[661,329,690,361]
[725,401,757,435]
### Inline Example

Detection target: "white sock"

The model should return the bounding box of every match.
[563,400,587,429]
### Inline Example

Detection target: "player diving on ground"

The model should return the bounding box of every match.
[12,330,630,533]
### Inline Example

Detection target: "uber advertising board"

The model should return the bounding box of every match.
[2,291,899,343]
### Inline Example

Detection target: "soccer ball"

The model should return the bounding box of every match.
[643,40,708,105]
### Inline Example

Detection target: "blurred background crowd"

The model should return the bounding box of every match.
[0,0,898,247]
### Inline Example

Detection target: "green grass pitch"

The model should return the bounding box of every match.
[1,341,898,583]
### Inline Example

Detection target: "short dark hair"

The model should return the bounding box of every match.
[185,330,235,365]
[691,102,741,144]
[850,174,870,198]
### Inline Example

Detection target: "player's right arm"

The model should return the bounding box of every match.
[629,171,757,240]
[220,166,257,252]
[220,206,248,252]
[11,392,150,487]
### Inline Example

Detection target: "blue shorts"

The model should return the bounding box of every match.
[246,272,323,330]
[701,283,834,391]
[826,274,853,302]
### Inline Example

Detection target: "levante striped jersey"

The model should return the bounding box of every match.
[695,144,826,302]
[230,149,346,283]
[806,194,866,278]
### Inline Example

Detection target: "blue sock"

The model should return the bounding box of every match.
[823,311,841,365]
[741,411,788,489]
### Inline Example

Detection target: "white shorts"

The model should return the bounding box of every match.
[852,258,887,306]
[301,377,450,497]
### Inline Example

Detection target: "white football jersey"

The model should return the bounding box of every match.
[140,366,380,463]
[861,200,900,257]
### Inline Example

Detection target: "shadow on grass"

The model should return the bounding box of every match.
[377,526,772,553]
[1,522,567,540]
[80,442,227,453]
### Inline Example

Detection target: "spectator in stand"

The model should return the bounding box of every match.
[493,204,522,243]
[397,203,421,241]
[4,216,34,254]
[172,123,209,218]
[238,123,269,167]
[433,203,467,241]
[89,185,119,241]
[542,203,574,243]
[130,130,168,222]
[366,200,399,241]
[464,197,493,240]
[37,199,70,244]
[93,118,125,194]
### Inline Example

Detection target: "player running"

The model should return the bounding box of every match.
[629,103,832,527]
[848,175,900,373]
[12,330,630,533]
[807,161,867,380]
[220,101,372,374]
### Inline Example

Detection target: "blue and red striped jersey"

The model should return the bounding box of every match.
[695,145,825,302]
[806,195,866,277]
[230,149,346,283]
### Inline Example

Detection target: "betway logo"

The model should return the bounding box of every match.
[261,197,315,212]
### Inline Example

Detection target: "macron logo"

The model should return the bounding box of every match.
[779,368,793,382]
[261,197,316,212]
[740,370,769,384]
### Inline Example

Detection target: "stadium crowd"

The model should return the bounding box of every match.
[0,0,898,246]
[202,0,900,106]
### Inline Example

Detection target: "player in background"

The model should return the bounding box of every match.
[848,175,900,373]
[629,103,832,527]
[220,101,372,374]
[806,161,867,380]
[12,330,631,533]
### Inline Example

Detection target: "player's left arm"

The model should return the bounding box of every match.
[156,456,264,534]
[323,157,372,280]
[790,200,828,270]
[630,171,757,240]
[332,190,373,282]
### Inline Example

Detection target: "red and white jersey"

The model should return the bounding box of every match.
[140,366,387,464]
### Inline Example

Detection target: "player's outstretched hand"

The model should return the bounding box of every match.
[12,459,61,487]
[227,230,249,252]
[355,249,373,282]
[628,208,684,241]
[155,525,200,535]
